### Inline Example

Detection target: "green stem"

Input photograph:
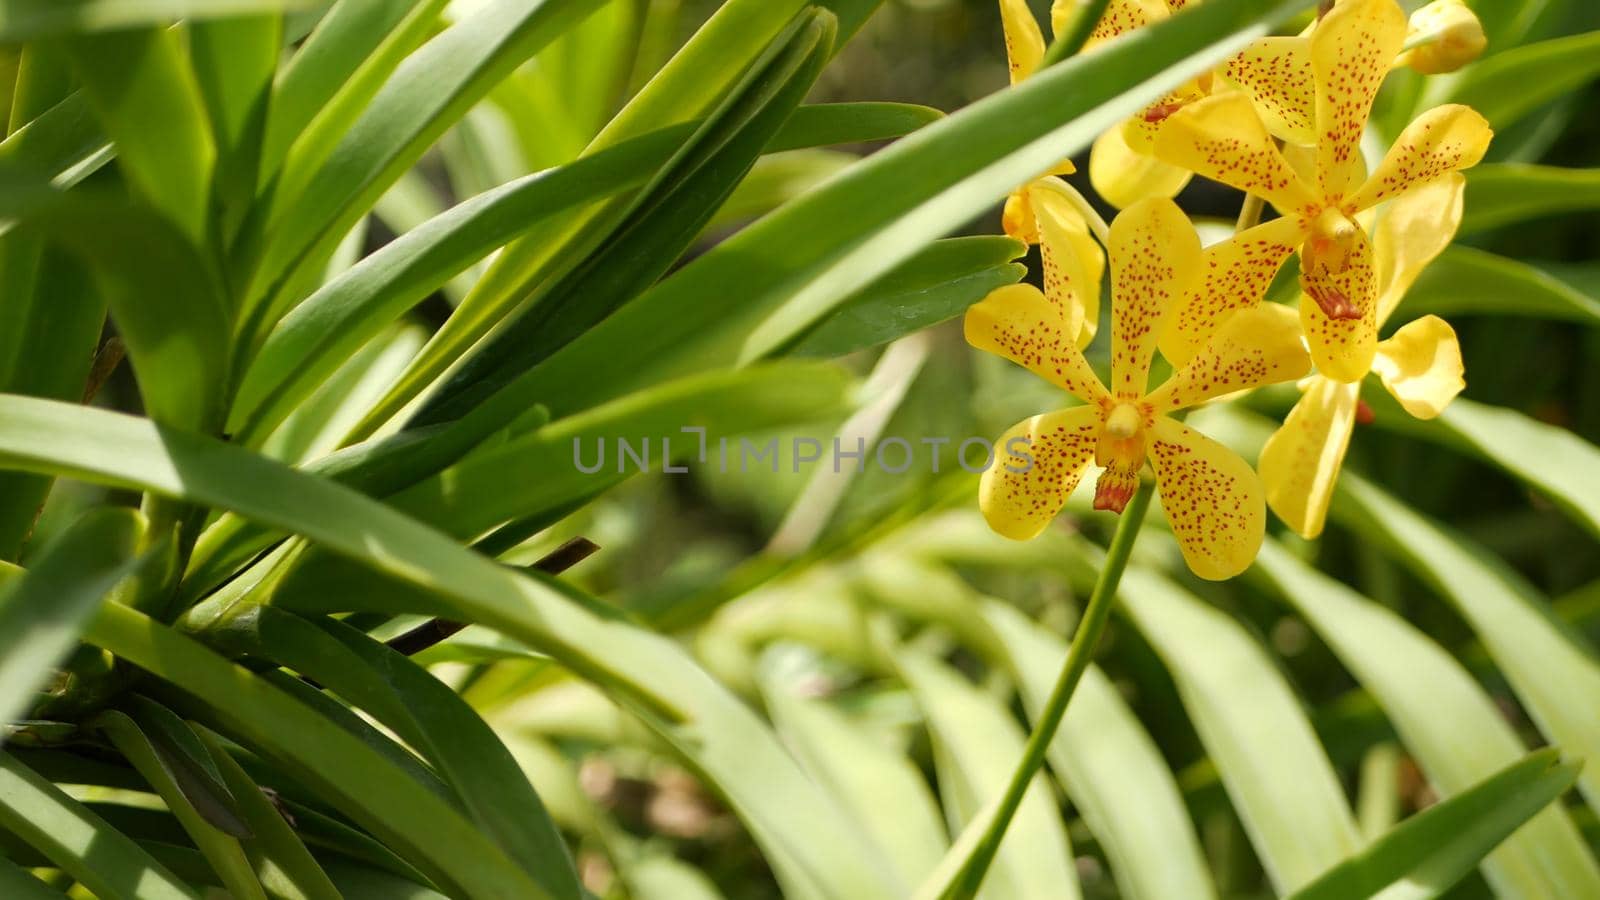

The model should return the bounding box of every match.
[942,479,1156,899]
[1235,192,1265,232]
[1039,0,1114,69]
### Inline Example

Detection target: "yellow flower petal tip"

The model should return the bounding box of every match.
[1371,314,1464,419]
[979,408,1101,540]
[1260,377,1361,540]
[1000,0,1046,84]
[1400,0,1487,74]
[1089,126,1192,210]
[1149,417,1266,580]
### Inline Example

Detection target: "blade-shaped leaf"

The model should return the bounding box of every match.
[1333,474,1600,817]
[0,393,900,900]
[1289,751,1583,900]
[0,750,198,900]
[759,661,948,889]
[0,507,140,729]
[983,602,1218,900]
[1119,566,1361,893]
[460,0,1312,424]
[1251,540,1600,897]
[0,0,322,40]
[92,709,268,900]
[63,27,216,245]
[1363,391,1600,540]
[1446,30,1600,131]
[1462,164,1600,236]
[895,647,1080,900]
[194,726,343,900]
[187,604,584,899]
[1400,246,1600,327]
[84,602,556,900]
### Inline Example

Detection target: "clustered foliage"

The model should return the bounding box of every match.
[0,0,1597,898]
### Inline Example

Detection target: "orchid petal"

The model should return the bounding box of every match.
[1299,221,1379,382]
[1001,0,1046,84]
[1034,188,1105,346]
[1149,415,1267,580]
[1374,172,1464,325]
[965,283,1110,404]
[1154,92,1319,217]
[1148,302,1311,413]
[1311,0,1408,201]
[1158,215,1305,367]
[1108,198,1201,399]
[1349,104,1491,213]
[981,406,1103,540]
[1089,124,1193,210]
[1223,36,1316,145]
[1259,376,1360,539]
[1372,314,1464,419]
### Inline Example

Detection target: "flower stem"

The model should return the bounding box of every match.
[941,479,1156,899]
[1235,192,1265,232]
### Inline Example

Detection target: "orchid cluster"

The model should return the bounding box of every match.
[971,0,1491,579]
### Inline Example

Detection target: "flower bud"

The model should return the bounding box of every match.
[1400,0,1486,75]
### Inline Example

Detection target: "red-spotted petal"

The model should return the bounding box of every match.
[1311,0,1408,201]
[1153,92,1320,218]
[1224,36,1316,145]
[1147,303,1311,413]
[1148,416,1266,580]
[1158,215,1306,368]
[1299,223,1379,382]
[1348,104,1491,213]
[1259,375,1361,539]
[980,406,1103,540]
[966,283,1110,404]
[1107,199,1201,400]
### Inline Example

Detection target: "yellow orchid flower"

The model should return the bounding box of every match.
[999,0,1079,243]
[966,198,1312,579]
[1086,0,1486,208]
[1151,0,1490,382]
[1258,175,1466,538]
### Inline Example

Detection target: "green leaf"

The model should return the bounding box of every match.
[1462,164,1600,235]
[1334,474,1600,816]
[0,857,63,899]
[704,149,857,234]
[187,605,583,899]
[190,14,280,237]
[1119,567,1361,893]
[0,393,900,900]
[788,236,1025,358]
[413,9,837,426]
[467,0,1312,423]
[0,93,109,188]
[84,602,556,900]
[895,648,1080,900]
[1445,29,1600,131]
[766,102,943,151]
[1400,246,1600,327]
[983,602,1217,900]
[92,709,268,900]
[0,750,199,900]
[261,0,443,183]
[0,0,322,40]
[247,0,596,347]
[0,187,231,431]
[1289,751,1583,900]
[63,27,216,245]
[0,238,105,559]
[0,507,140,729]
[759,661,948,889]
[231,122,690,443]
[1251,541,1600,897]
[1363,392,1600,540]
[388,361,856,540]
[194,726,344,900]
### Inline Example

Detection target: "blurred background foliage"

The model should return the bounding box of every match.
[3,0,1600,898]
